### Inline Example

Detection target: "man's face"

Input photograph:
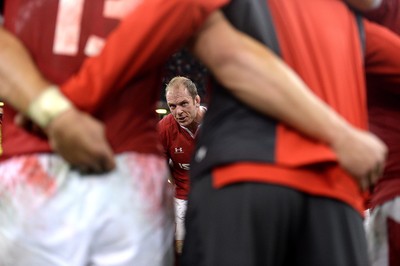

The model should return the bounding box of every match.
[166,86,199,128]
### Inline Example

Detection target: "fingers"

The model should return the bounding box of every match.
[332,128,387,192]
[72,153,115,175]
[68,144,116,175]
[101,152,117,172]
[358,162,385,192]
[83,135,116,174]
[82,152,116,174]
[46,108,116,174]
[363,171,375,192]
[364,163,385,192]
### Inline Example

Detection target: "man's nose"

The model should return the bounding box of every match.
[176,106,184,114]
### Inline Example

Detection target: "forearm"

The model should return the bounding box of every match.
[0,27,51,113]
[192,11,354,147]
[0,26,115,171]
[0,27,73,128]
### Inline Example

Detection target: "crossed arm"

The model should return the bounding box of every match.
[0,8,386,190]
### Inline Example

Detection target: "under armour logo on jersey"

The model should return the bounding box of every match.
[175,147,184,153]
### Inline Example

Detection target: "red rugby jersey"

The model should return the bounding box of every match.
[1,0,228,159]
[159,114,199,199]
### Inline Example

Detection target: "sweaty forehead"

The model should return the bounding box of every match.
[166,86,192,103]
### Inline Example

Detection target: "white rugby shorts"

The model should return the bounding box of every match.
[0,152,175,266]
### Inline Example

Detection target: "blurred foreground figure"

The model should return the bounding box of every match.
[182,0,397,265]
[363,1,400,265]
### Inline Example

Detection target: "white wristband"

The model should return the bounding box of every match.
[27,86,72,128]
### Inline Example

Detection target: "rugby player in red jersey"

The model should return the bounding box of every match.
[158,76,206,255]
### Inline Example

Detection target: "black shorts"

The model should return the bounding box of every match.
[181,174,369,266]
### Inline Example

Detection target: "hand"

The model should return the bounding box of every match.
[45,108,116,173]
[331,127,387,191]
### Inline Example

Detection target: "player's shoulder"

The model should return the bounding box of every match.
[159,113,175,124]
[158,114,177,130]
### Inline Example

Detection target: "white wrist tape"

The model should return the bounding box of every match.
[27,86,72,128]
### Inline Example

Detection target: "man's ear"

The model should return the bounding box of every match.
[195,95,201,107]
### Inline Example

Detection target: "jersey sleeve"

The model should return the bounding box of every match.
[60,0,229,113]
[365,19,400,93]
